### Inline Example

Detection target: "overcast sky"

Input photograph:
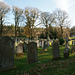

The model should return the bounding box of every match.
[0,0,75,28]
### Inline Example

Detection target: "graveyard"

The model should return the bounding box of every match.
[0,0,75,75]
[0,36,75,75]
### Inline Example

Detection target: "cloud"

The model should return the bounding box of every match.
[54,0,75,28]
[0,0,4,1]
[54,0,75,12]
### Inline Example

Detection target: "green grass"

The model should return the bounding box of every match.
[0,45,75,75]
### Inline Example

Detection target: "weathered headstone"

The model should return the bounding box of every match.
[47,36,50,47]
[52,42,60,60]
[43,41,47,50]
[27,42,38,64]
[64,34,70,58]
[0,36,14,71]
[16,43,24,57]
[29,40,39,48]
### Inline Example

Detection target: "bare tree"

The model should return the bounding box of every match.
[41,12,55,38]
[12,6,23,39]
[53,9,70,38]
[24,7,40,39]
[0,1,10,36]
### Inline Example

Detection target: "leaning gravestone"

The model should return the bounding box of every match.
[27,42,38,64]
[64,34,70,58]
[16,43,24,57]
[0,36,14,71]
[52,42,60,60]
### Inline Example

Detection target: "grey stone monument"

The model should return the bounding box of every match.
[0,36,14,71]
[27,42,38,64]
[47,36,50,47]
[16,43,24,57]
[64,34,70,58]
[52,42,60,60]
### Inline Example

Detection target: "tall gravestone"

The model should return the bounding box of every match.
[52,42,60,60]
[27,42,38,64]
[0,36,14,71]
[16,43,24,57]
[64,34,70,58]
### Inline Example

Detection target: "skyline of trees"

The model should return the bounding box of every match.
[0,1,72,39]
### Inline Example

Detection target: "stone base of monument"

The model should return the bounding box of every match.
[64,48,69,58]
[16,53,24,57]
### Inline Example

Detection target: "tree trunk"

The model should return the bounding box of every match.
[60,26,63,38]
[0,16,3,36]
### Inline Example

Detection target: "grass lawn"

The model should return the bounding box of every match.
[0,45,75,75]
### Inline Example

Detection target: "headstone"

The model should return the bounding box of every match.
[64,34,70,58]
[39,39,44,48]
[43,41,47,50]
[0,36,14,71]
[71,41,75,54]
[52,42,60,60]
[27,42,38,64]
[47,36,50,47]
[16,43,24,57]
[39,40,42,47]
[47,40,50,46]
[30,40,39,48]
[23,42,27,53]
[36,40,39,48]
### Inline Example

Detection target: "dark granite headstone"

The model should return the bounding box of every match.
[52,42,60,60]
[27,42,38,64]
[43,41,47,50]
[0,36,14,71]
